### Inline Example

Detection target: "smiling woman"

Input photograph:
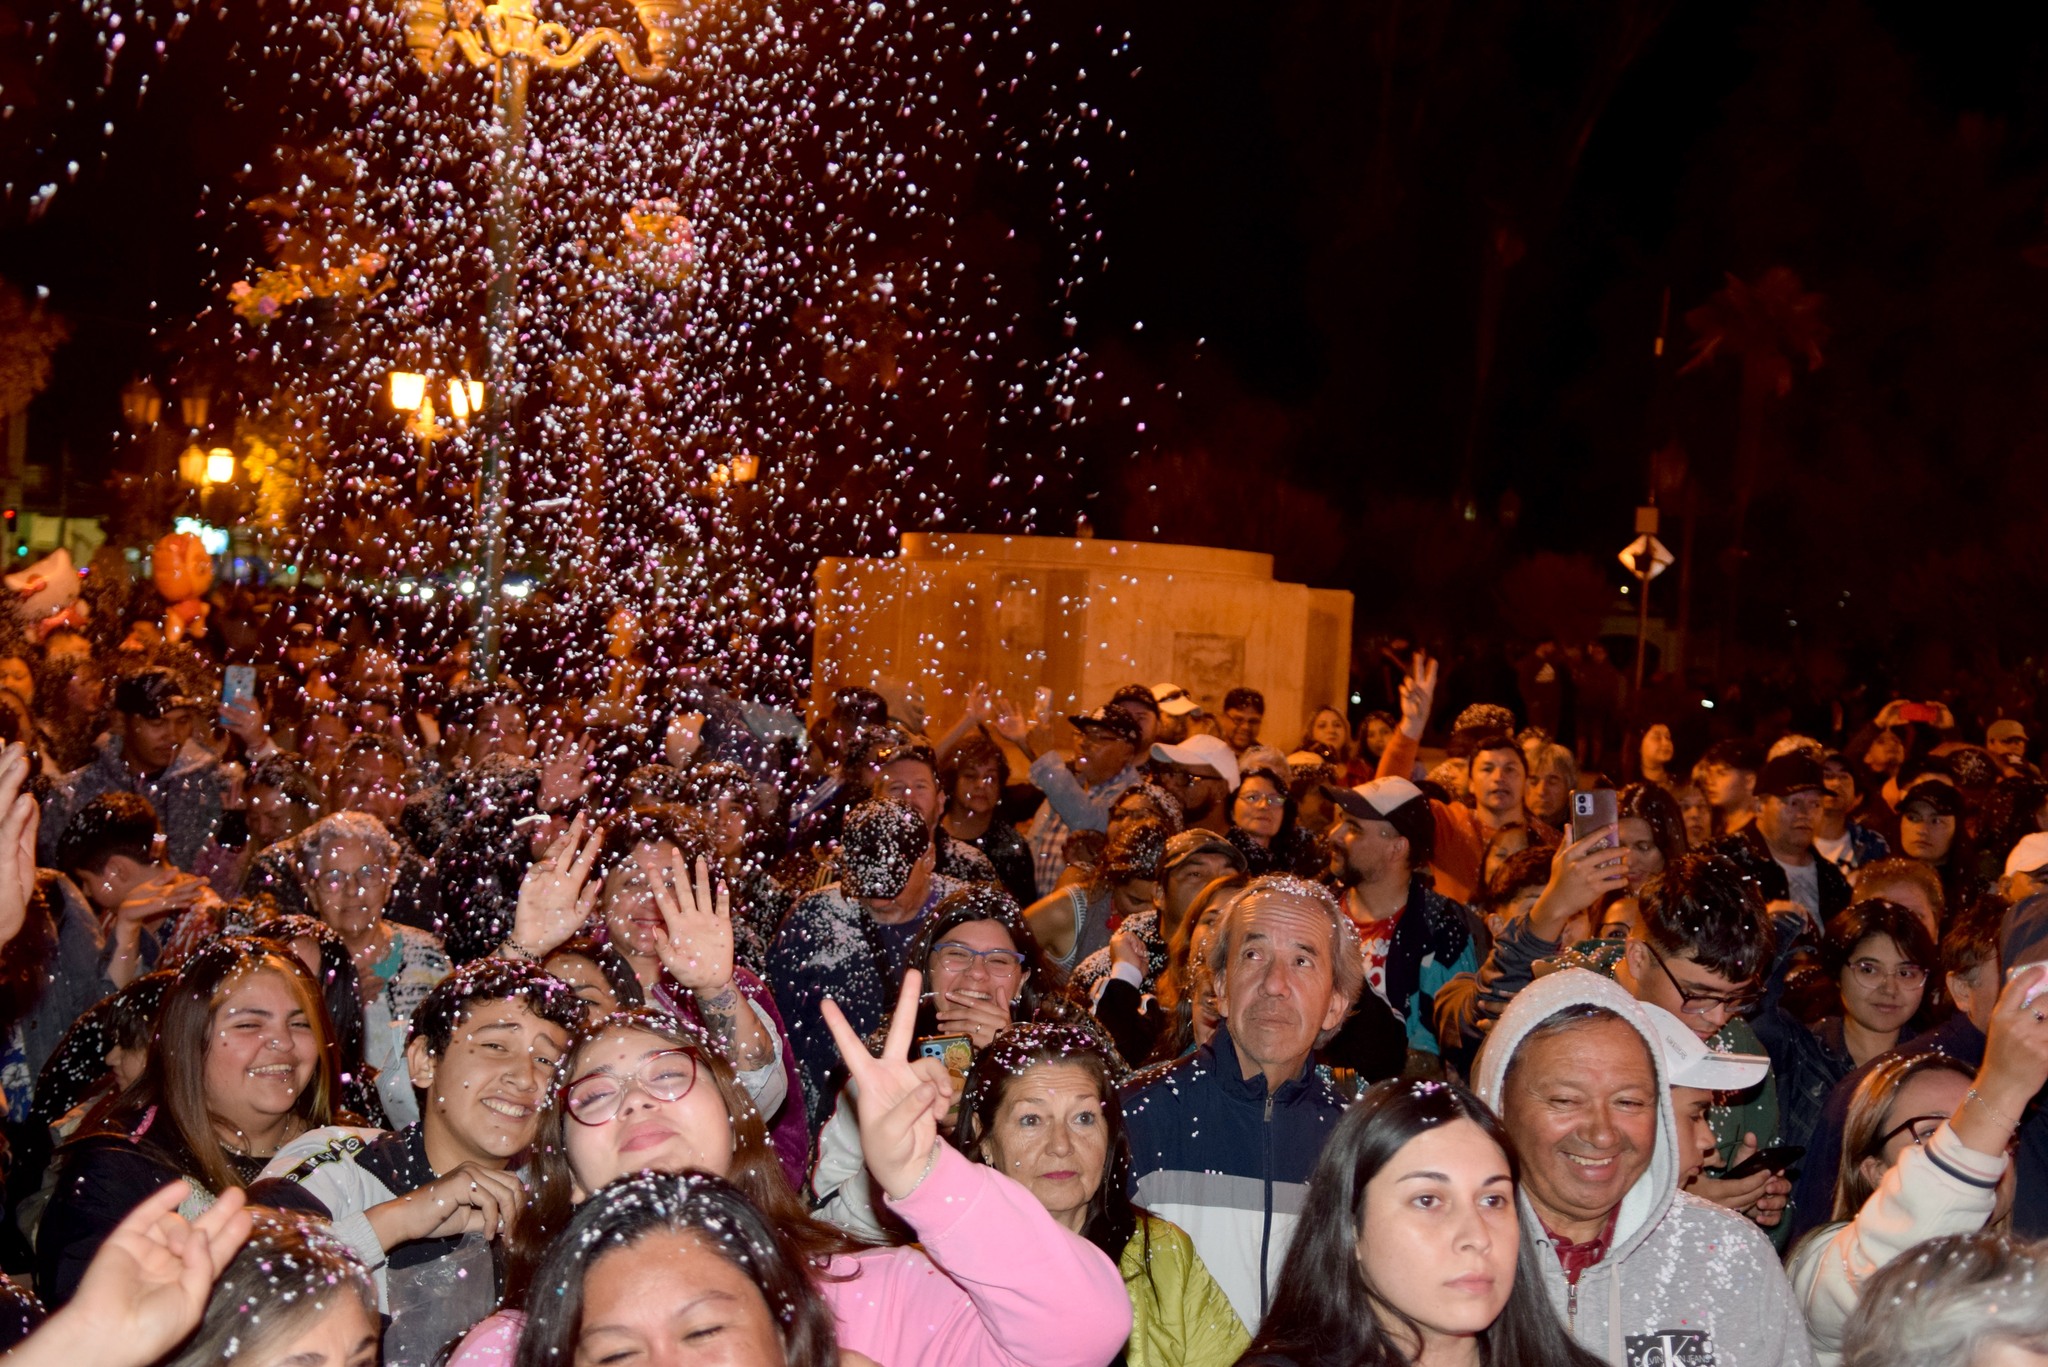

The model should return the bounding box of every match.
[36,936,339,1307]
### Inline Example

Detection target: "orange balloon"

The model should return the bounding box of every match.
[152,532,215,604]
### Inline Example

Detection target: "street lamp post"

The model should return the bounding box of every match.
[395,0,682,678]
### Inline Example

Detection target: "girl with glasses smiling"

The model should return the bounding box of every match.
[447,978,1131,1367]
[811,885,1061,1240]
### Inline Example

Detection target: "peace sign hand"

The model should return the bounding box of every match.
[651,850,735,994]
[509,810,603,959]
[1397,651,1439,740]
[822,969,953,1200]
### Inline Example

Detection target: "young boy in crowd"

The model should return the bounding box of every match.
[256,959,584,1367]
[55,791,223,980]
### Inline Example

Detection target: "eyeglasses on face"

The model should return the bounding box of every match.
[1642,942,1762,1017]
[1874,1112,1949,1152]
[315,869,389,895]
[564,1048,698,1125]
[1847,958,1928,989]
[930,943,1026,975]
[1237,790,1286,810]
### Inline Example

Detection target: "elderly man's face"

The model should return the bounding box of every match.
[1073,730,1135,786]
[1214,894,1349,1082]
[876,758,942,830]
[1499,1017,1659,1240]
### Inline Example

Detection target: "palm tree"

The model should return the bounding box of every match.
[1681,266,1827,661]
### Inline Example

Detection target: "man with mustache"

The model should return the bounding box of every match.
[1474,969,1812,1367]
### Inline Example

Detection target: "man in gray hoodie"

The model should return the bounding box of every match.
[1473,967,1812,1367]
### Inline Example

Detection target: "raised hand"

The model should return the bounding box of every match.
[990,696,1031,745]
[964,681,996,725]
[1527,827,1629,943]
[822,969,952,1200]
[508,810,603,959]
[651,851,735,994]
[219,698,269,752]
[1397,651,1439,740]
[25,1182,253,1367]
[0,743,36,947]
[1954,962,2048,1155]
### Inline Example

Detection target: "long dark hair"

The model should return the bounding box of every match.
[514,1170,839,1367]
[82,936,338,1194]
[1242,1079,1604,1367]
[1617,782,1688,874]
[506,1008,866,1305]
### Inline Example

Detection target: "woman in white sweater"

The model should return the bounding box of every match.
[1788,960,2048,1366]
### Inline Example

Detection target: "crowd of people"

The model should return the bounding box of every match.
[0,607,2043,1367]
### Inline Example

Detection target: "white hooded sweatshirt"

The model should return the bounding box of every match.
[1472,969,1815,1367]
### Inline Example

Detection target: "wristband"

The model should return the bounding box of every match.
[500,937,540,962]
[896,1139,943,1200]
[1968,1087,2022,1131]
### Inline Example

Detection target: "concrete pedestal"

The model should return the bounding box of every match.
[813,533,1354,742]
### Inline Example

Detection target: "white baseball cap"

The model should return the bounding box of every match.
[1151,682,1200,717]
[1638,1001,1770,1092]
[1149,734,1240,790]
[2009,832,2048,878]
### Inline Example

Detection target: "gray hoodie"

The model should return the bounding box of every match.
[1472,969,1814,1367]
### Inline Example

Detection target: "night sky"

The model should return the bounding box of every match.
[7,0,2048,671]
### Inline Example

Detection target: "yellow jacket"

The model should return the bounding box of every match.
[1120,1215,1251,1367]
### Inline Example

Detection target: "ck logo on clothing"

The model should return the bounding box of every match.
[1624,1330,1713,1367]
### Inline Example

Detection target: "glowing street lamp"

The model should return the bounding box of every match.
[394,0,682,679]
[204,448,237,485]
[388,370,428,413]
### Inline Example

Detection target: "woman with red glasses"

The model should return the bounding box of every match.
[445,969,1130,1367]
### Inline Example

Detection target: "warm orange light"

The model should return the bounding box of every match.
[178,446,208,486]
[204,448,237,485]
[730,451,759,484]
[447,378,471,421]
[389,370,428,412]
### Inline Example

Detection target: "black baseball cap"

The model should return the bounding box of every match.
[1701,738,1767,774]
[113,668,199,720]
[1898,780,1966,821]
[1756,752,1827,799]
[1109,684,1161,718]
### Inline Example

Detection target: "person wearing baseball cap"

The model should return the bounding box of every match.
[2001,831,2048,904]
[1322,776,1476,1060]
[1988,719,2035,778]
[1897,780,1976,912]
[1106,684,1162,749]
[999,698,1146,898]
[1814,749,1893,879]
[1639,1000,1773,1188]
[1718,751,1852,927]
[1145,733,1239,837]
[40,665,225,873]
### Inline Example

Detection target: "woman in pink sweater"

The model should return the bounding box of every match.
[448,972,1131,1367]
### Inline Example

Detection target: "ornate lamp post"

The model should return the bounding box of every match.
[395,0,681,676]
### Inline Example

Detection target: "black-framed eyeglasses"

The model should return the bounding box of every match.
[1874,1112,1948,1152]
[1641,942,1763,1018]
[563,1048,698,1126]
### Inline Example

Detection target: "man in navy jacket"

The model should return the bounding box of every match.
[1120,874,1360,1331]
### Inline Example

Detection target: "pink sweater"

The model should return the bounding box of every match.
[447,1145,1132,1367]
